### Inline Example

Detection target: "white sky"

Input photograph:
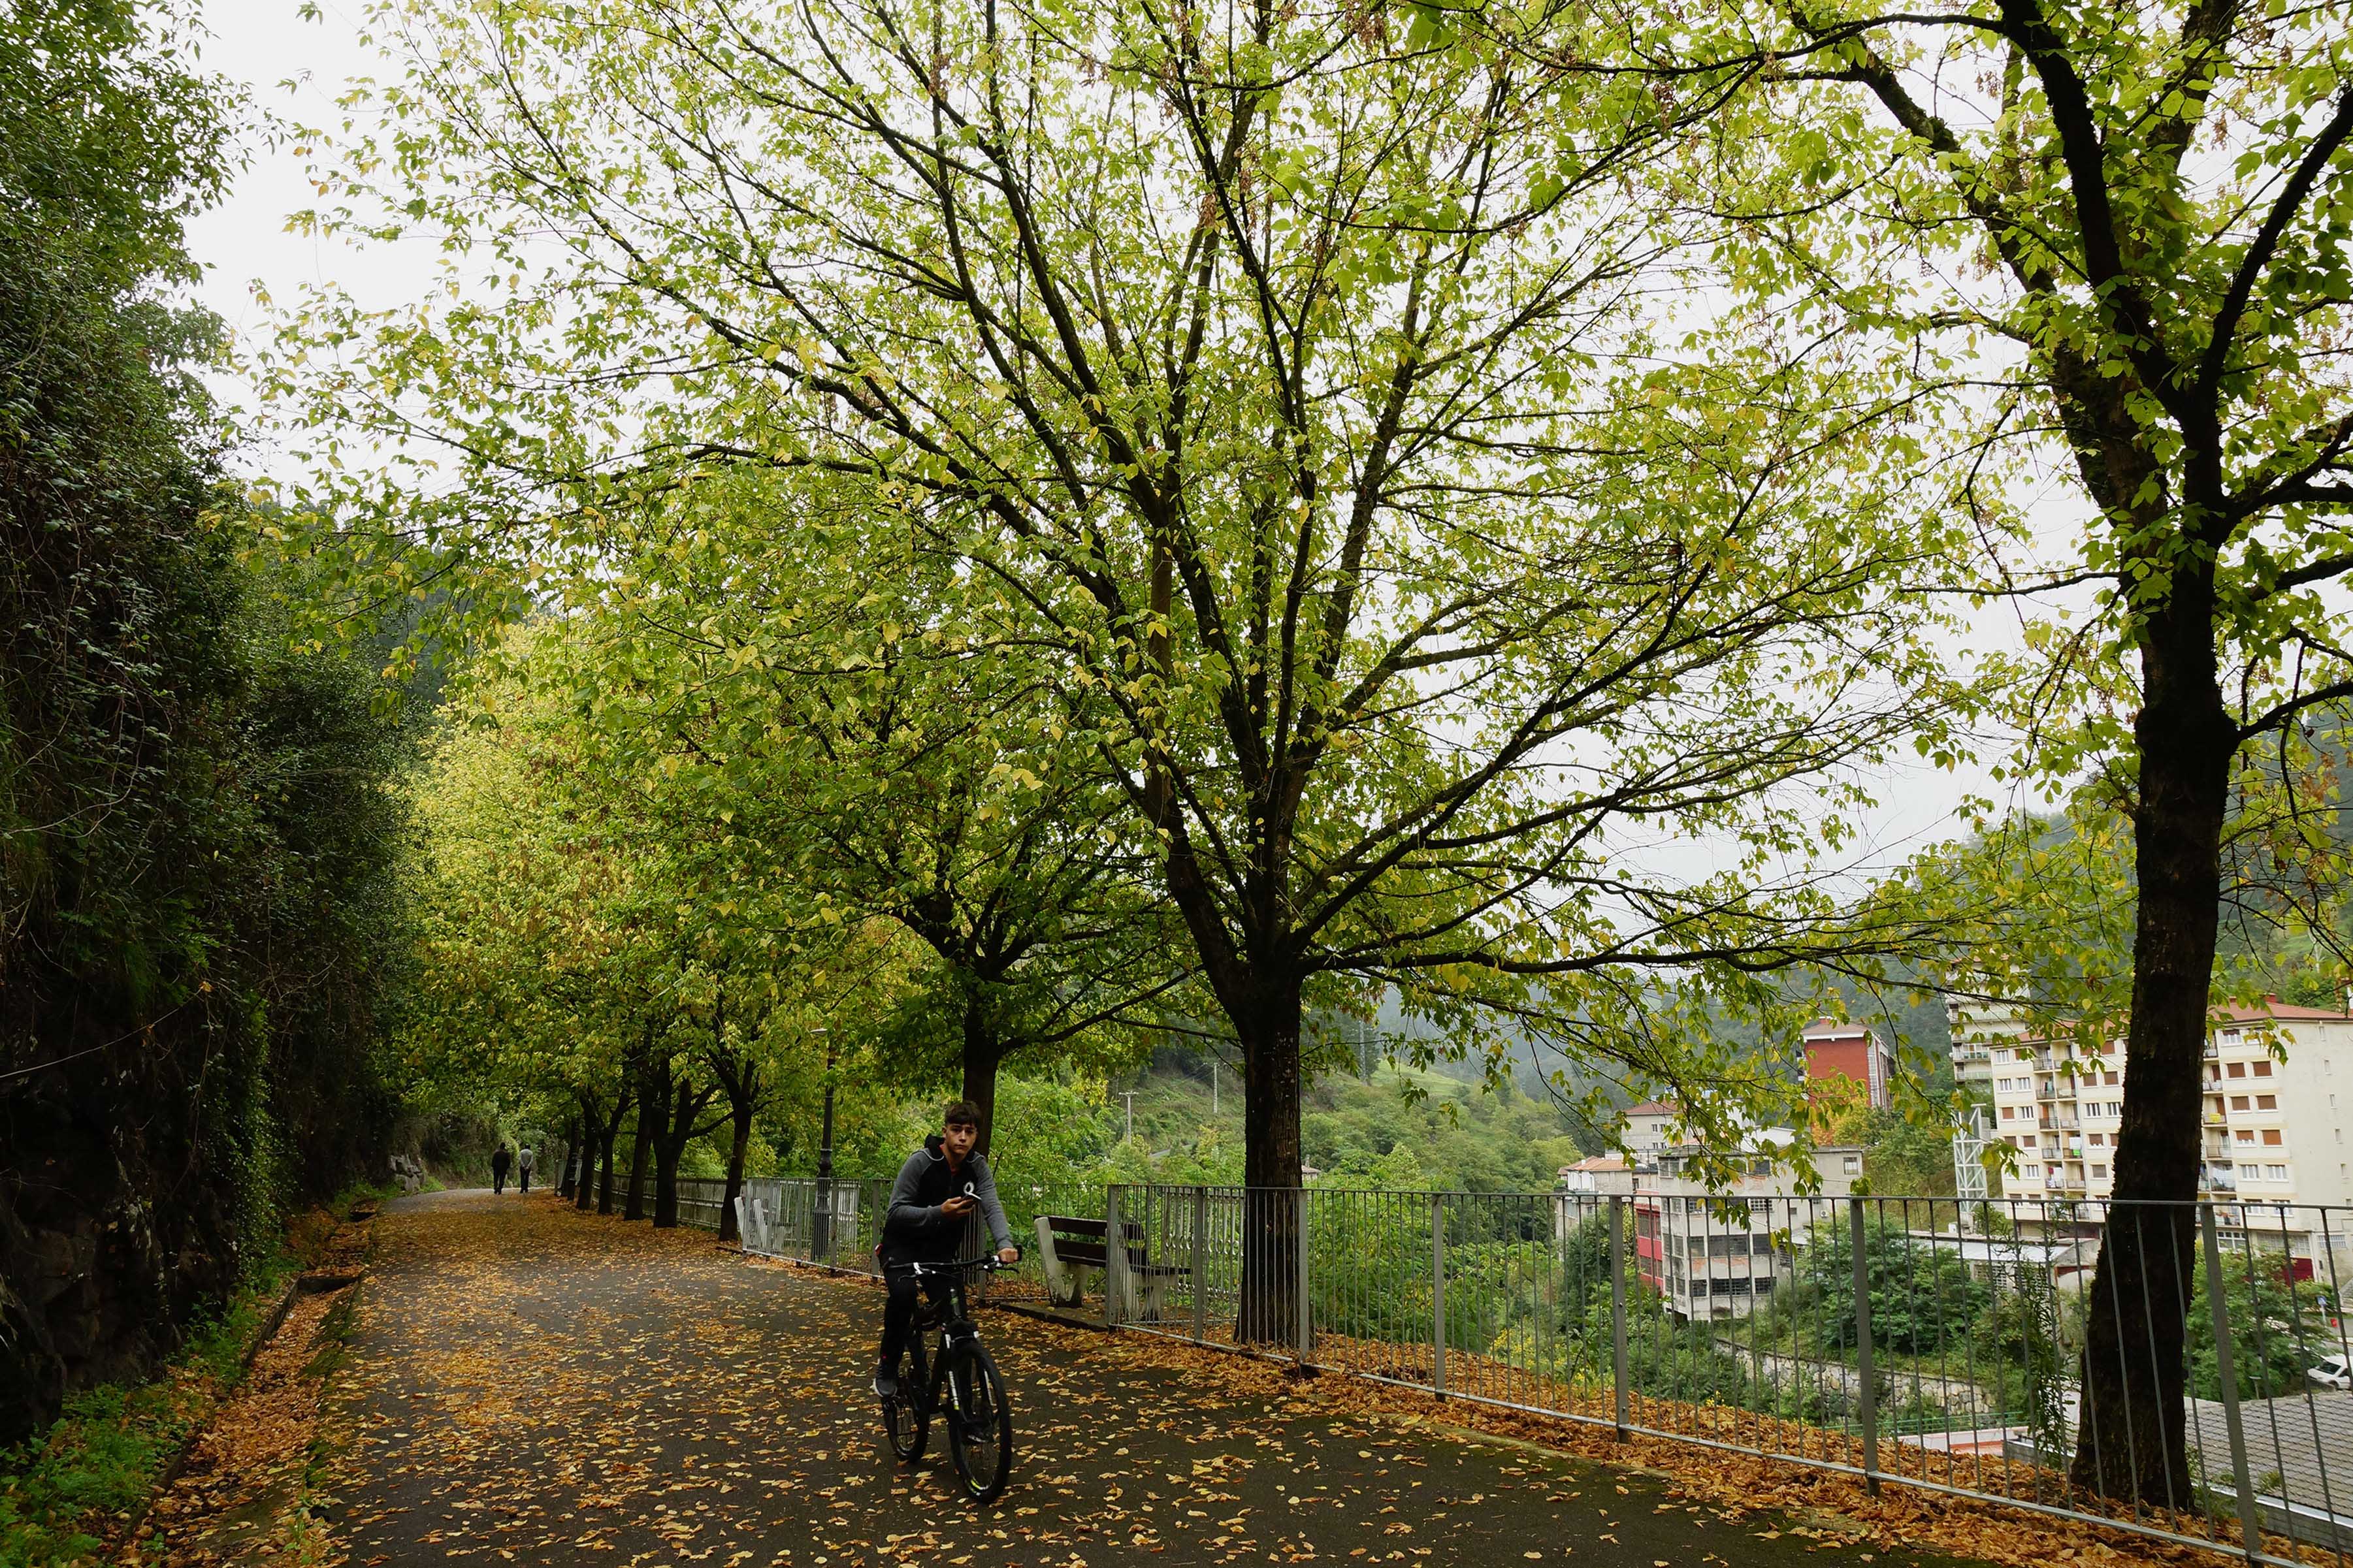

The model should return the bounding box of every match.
[186,2,394,345]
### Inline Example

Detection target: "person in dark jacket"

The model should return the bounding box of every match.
[872,1101,1018,1398]
[491,1145,513,1194]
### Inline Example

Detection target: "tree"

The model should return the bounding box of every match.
[564,477,1188,1155]
[404,617,920,1232]
[280,0,1972,1339]
[1806,1215,1987,1357]
[1691,0,2353,1502]
[2188,1250,2331,1403]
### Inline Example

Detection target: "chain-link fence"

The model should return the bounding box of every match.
[634,1173,2353,1567]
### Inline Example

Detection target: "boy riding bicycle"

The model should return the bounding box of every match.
[873,1100,1019,1398]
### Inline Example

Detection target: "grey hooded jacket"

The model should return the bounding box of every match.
[881,1135,1015,1258]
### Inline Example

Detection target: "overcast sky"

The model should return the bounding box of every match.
[186,3,391,346]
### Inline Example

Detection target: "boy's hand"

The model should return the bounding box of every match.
[940,1195,977,1218]
[998,1246,1020,1265]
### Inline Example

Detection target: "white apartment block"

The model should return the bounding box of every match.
[1634,1138,1864,1320]
[1986,1000,2353,1259]
[1947,995,2030,1091]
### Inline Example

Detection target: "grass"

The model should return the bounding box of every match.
[0,1277,283,1568]
[0,1183,391,1568]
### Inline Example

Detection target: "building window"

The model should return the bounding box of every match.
[2105,1070,2120,1085]
[2263,1129,2283,1145]
[2091,1164,2106,1178]
[2265,1164,2288,1181]
[2237,1129,2256,1143]
[1843,1155,1861,1175]
[2089,1133,2105,1146]
[2002,1106,2014,1120]
[2252,1061,2273,1078]
[2228,1063,2246,1078]
[2231,1095,2251,1111]
[2256,1095,2277,1110]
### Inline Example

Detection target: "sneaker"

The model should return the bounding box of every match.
[872,1371,898,1400]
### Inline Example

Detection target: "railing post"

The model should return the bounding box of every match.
[1610,1194,1629,1439]
[2201,1202,2264,1564]
[1295,1187,1312,1363]
[1192,1185,1209,1344]
[1105,1185,1127,1329]
[1431,1192,1448,1396]
[1851,1200,1879,1496]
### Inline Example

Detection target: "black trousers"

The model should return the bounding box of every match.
[877,1259,950,1372]
[493,1170,507,1193]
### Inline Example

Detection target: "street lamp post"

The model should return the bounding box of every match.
[811,1029,837,1262]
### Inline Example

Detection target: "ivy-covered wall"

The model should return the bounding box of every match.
[0,0,414,1445]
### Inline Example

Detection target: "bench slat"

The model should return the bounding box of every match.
[1042,1215,1143,1241]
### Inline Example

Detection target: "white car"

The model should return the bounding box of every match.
[2311,1353,2352,1391]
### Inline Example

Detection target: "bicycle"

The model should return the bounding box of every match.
[879,1255,1016,1503]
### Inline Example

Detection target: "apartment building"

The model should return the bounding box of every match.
[1633,1136,1864,1320]
[1621,1100,1682,1162]
[1946,995,2030,1092]
[1556,1154,1634,1195]
[2202,1002,2353,1213]
[1986,999,2353,1266]
[1803,1017,1895,1110]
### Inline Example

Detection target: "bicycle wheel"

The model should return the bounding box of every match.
[881,1377,928,1464]
[941,1341,1013,1503]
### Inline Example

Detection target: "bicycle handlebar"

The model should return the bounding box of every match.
[892,1253,1019,1277]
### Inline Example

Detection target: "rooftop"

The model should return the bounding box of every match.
[2215,997,2353,1024]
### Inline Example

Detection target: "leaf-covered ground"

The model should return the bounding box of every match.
[318,1191,2003,1568]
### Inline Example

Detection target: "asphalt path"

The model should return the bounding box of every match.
[330,1191,1991,1568]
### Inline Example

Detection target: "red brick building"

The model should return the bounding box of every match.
[1802,1018,1894,1110]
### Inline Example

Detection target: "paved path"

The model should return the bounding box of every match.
[331,1192,1987,1568]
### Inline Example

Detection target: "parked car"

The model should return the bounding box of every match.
[2310,1353,2352,1391]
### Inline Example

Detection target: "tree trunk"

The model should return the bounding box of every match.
[625,1068,662,1223]
[961,997,1005,1158]
[653,1124,684,1229]
[597,1108,622,1215]
[720,1098,754,1244]
[558,1115,580,1200]
[574,1096,598,1211]
[2069,589,2233,1508]
[1236,970,1305,1346]
[653,1076,713,1230]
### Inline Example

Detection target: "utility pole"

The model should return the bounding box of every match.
[1210,1060,1218,1117]
[1122,1090,1136,1143]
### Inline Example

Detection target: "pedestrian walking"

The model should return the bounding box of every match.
[517,1144,535,1192]
[491,1145,513,1194]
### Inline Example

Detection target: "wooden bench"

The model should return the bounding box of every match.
[1033,1214,1186,1320]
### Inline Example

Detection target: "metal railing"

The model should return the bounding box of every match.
[630,1174,2353,1567]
